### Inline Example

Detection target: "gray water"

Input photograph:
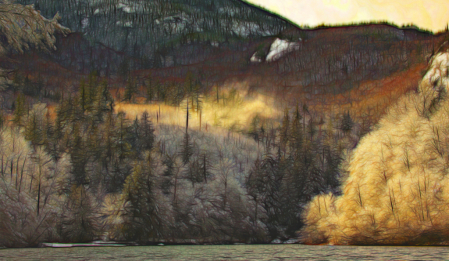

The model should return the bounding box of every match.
[1,244,449,260]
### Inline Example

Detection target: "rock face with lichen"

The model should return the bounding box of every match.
[302,42,449,245]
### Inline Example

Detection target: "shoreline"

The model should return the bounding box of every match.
[4,241,449,250]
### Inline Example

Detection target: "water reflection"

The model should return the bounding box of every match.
[1,244,449,260]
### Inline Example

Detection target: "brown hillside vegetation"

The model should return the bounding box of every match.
[302,43,449,245]
[308,63,428,123]
[3,25,443,114]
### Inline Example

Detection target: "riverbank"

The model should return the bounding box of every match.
[0,238,302,250]
[2,244,449,260]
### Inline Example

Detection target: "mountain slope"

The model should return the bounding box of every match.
[19,0,291,60]
[4,1,446,125]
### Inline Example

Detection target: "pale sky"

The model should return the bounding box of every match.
[246,0,449,33]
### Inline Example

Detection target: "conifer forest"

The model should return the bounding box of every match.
[1,0,449,247]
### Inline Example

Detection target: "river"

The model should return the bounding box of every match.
[1,244,449,260]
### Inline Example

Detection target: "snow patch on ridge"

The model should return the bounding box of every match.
[422,52,449,93]
[116,21,133,27]
[265,38,300,62]
[250,53,262,63]
[118,3,133,13]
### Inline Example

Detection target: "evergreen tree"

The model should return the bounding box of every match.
[128,116,141,154]
[124,77,137,102]
[87,71,99,110]
[259,155,285,239]
[24,111,42,149]
[139,112,155,152]
[56,93,75,126]
[246,158,265,232]
[161,155,174,195]
[12,93,27,126]
[307,118,317,141]
[184,157,202,187]
[22,75,36,96]
[279,108,290,154]
[79,78,87,113]
[42,109,53,149]
[248,114,261,143]
[200,153,212,183]
[115,112,133,161]
[194,82,203,113]
[12,73,23,93]
[322,117,342,193]
[180,131,194,165]
[289,106,303,157]
[61,185,99,243]
[156,81,166,103]
[278,155,303,238]
[185,71,195,96]
[109,158,132,193]
[94,79,114,121]
[70,122,88,185]
[72,90,85,122]
[340,111,354,135]
[119,157,163,243]
[86,119,101,161]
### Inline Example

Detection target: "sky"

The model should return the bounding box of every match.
[246,0,449,33]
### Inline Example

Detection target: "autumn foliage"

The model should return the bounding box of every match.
[302,46,449,245]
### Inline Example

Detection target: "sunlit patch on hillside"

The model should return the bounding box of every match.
[115,83,281,132]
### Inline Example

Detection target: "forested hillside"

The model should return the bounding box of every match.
[1,0,449,247]
[18,0,291,61]
[0,73,354,245]
[302,40,449,246]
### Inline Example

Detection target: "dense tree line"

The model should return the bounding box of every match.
[0,69,364,246]
[245,106,350,239]
[0,0,383,247]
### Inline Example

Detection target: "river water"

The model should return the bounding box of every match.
[1,244,449,260]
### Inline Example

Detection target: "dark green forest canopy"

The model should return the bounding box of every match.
[18,0,292,56]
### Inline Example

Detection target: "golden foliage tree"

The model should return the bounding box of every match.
[302,46,449,245]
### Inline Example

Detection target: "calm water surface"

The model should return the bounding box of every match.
[1,244,449,260]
